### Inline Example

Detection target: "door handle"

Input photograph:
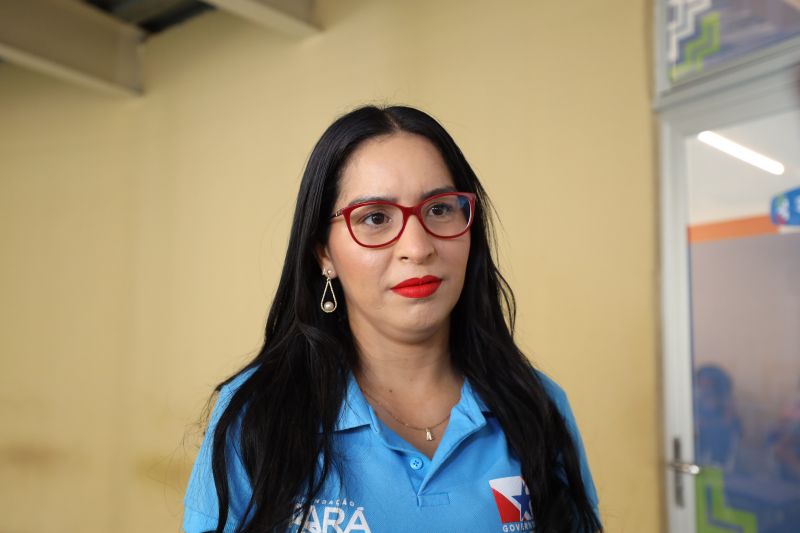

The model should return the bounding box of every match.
[668,460,701,475]
[669,437,701,507]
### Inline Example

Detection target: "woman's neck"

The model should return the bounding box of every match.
[349,320,461,399]
[355,347,459,398]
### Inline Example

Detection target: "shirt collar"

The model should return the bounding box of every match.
[332,372,373,432]
[462,377,492,414]
[332,372,492,433]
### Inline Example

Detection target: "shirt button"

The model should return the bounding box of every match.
[409,456,424,470]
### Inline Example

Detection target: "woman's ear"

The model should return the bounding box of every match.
[314,242,334,277]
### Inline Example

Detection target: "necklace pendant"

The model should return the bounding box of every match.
[425,428,433,441]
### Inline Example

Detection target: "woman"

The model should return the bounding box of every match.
[183,105,602,533]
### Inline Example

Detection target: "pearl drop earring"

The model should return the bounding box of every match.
[320,269,337,313]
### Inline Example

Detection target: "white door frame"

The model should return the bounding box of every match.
[659,64,800,532]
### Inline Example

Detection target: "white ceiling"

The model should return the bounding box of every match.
[686,107,800,225]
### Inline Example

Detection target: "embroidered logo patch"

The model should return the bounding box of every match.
[489,475,533,527]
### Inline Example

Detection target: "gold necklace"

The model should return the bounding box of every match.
[360,388,451,441]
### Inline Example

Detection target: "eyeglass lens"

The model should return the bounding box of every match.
[348,193,472,246]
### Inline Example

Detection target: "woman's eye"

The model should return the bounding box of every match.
[359,212,390,226]
[428,203,453,216]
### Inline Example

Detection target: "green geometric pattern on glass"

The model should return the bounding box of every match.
[695,467,758,533]
[671,12,721,82]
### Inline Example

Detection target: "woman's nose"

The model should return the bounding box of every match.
[395,214,435,262]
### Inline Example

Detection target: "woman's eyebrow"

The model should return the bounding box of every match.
[345,185,457,207]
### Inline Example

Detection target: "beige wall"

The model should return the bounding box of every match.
[0,0,660,531]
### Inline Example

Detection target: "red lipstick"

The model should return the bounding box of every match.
[391,276,442,299]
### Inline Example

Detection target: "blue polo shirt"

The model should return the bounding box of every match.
[183,368,600,532]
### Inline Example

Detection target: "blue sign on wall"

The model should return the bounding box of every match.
[770,187,800,226]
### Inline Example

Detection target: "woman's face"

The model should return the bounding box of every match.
[316,132,471,344]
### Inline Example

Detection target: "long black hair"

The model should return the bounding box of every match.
[204,105,602,532]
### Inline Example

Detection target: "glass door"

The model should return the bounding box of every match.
[660,67,800,533]
[687,109,800,533]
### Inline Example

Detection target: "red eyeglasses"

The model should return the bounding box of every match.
[329,192,477,248]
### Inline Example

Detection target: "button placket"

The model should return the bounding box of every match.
[417,390,488,494]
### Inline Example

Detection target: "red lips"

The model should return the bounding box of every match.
[391,275,441,289]
[391,276,442,298]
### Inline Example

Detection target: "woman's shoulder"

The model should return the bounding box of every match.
[529,368,587,459]
[531,367,601,513]
[201,366,261,445]
[531,368,571,411]
[183,366,259,532]
[219,365,259,397]
[211,366,260,417]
